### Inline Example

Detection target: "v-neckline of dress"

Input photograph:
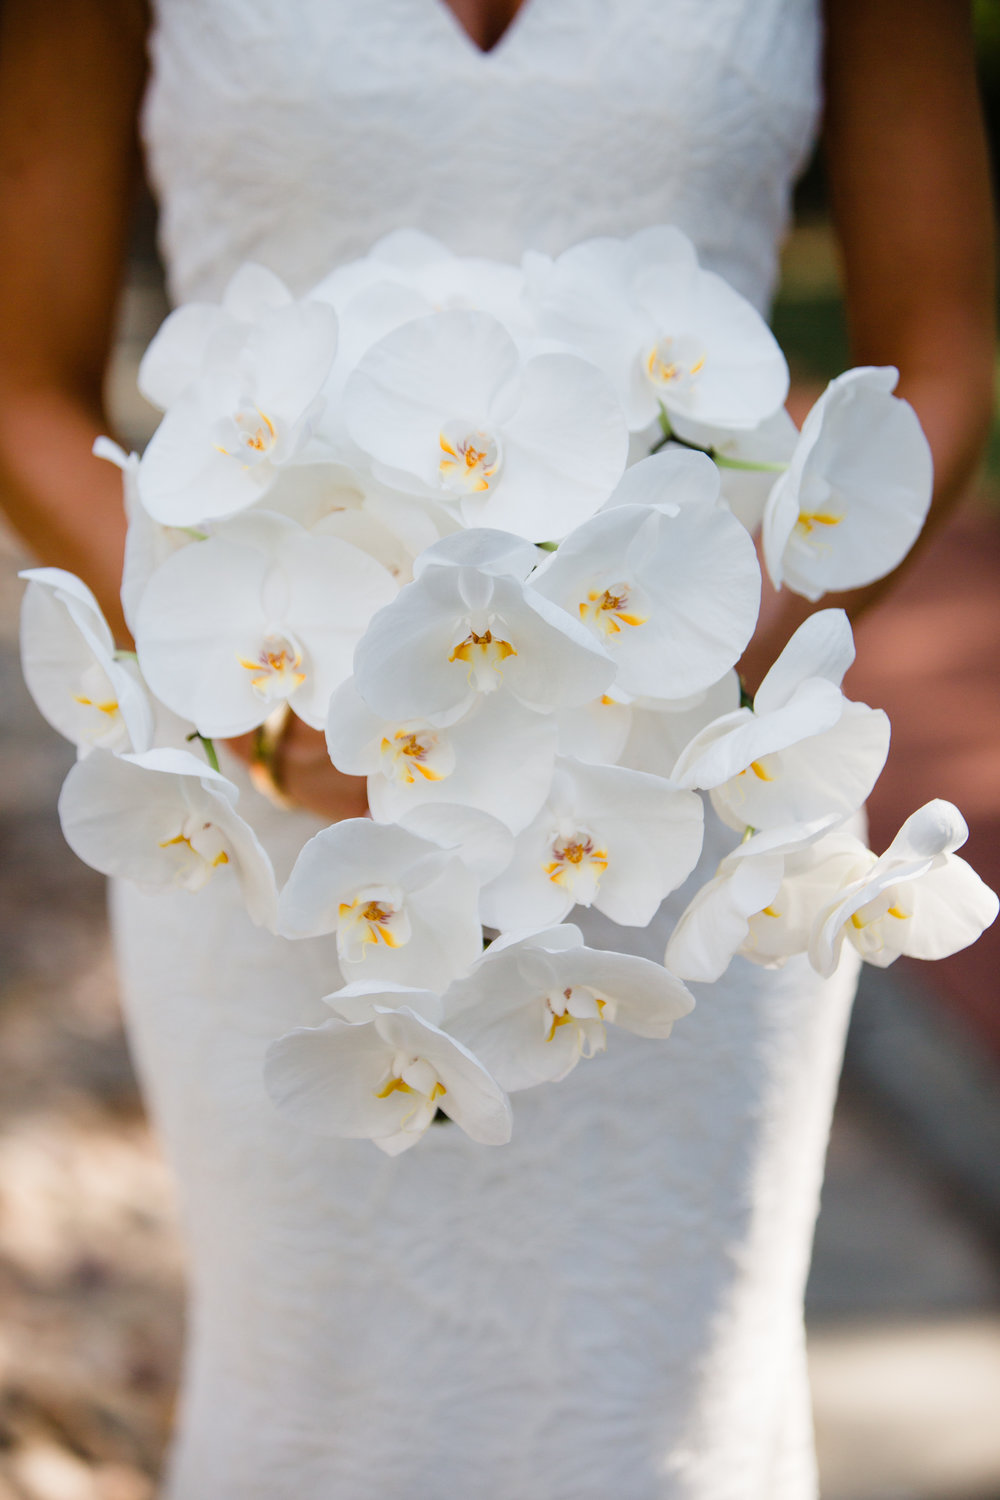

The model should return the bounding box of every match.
[429,0,535,58]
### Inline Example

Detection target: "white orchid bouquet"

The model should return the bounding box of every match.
[20,226,998,1156]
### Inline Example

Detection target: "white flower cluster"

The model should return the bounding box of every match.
[20,227,998,1155]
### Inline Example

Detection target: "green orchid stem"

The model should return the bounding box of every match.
[741,824,757,843]
[178,526,210,541]
[650,403,789,475]
[187,731,221,773]
[537,540,559,552]
[713,455,787,474]
[650,406,674,454]
[113,649,139,663]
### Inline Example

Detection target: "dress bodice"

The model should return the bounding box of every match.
[143,0,822,311]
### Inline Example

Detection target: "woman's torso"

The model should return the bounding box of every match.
[143,0,822,311]
[127,10,850,1498]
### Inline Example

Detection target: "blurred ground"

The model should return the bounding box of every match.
[0,519,181,1500]
[0,223,998,1499]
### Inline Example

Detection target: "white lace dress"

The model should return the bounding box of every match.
[114,3,860,1496]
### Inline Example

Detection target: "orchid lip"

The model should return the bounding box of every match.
[449,626,517,692]
[74,693,119,716]
[337,884,411,963]
[237,630,307,702]
[645,335,707,393]
[374,1053,446,1128]
[214,403,279,466]
[544,829,609,904]
[157,816,231,891]
[794,475,844,545]
[849,887,911,942]
[438,421,502,496]
[543,986,608,1055]
[378,725,456,786]
[578,582,648,638]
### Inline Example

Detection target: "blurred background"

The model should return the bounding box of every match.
[2,11,1000,1499]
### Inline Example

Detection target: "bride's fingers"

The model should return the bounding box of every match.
[226,721,370,822]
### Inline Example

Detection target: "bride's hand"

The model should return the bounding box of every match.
[226,719,370,822]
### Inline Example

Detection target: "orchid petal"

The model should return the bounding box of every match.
[57,747,277,927]
[754,609,856,714]
[20,569,154,755]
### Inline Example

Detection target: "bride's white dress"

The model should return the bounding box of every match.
[114,3,860,1496]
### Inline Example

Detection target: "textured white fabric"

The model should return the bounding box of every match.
[123,4,858,1496]
[114,791,857,1500]
[143,0,821,311]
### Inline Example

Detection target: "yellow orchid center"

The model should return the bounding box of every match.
[438,423,501,495]
[71,663,131,750]
[845,886,911,960]
[578,582,648,638]
[379,726,455,786]
[157,819,230,892]
[796,510,844,536]
[375,1075,447,1103]
[337,885,412,964]
[645,335,706,393]
[544,831,609,905]
[449,628,517,692]
[850,901,908,932]
[543,986,609,1058]
[238,634,307,702]
[74,693,119,716]
[215,404,278,465]
[373,1055,447,1130]
[794,474,844,544]
[737,755,778,783]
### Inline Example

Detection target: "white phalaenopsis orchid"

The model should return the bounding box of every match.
[445,925,694,1091]
[671,803,999,983]
[525,226,789,432]
[672,610,890,831]
[763,367,933,600]
[481,757,703,930]
[278,819,483,993]
[353,556,614,721]
[20,569,154,756]
[22,226,998,1157]
[264,998,512,1155]
[259,460,453,581]
[392,803,515,885]
[138,262,292,409]
[58,747,278,927]
[310,233,534,434]
[93,437,177,641]
[343,308,628,539]
[809,801,1000,977]
[663,815,850,982]
[620,673,741,780]
[667,406,800,533]
[313,229,530,337]
[135,510,397,735]
[326,677,558,834]
[532,452,760,700]
[137,265,339,526]
[410,526,542,582]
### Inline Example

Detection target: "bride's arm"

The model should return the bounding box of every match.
[0,0,148,642]
[0,0,367,818]
[742,0,995,686]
